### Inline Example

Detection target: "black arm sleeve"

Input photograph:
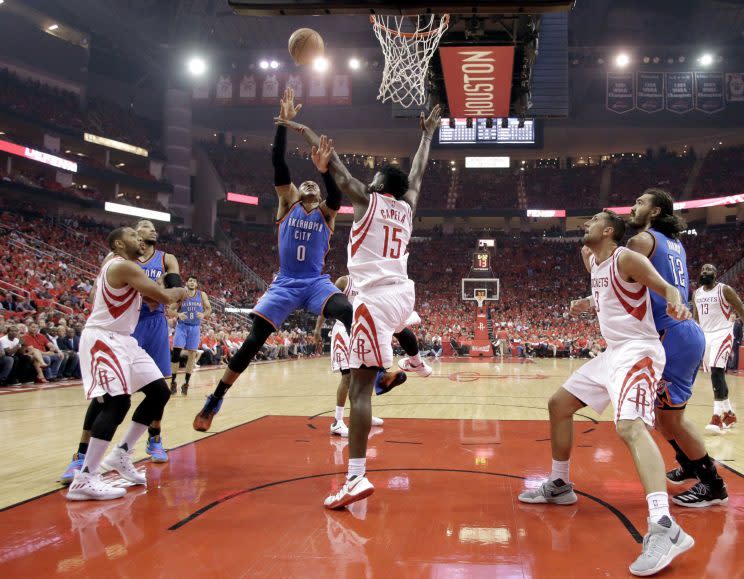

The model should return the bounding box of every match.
[321,170,342,211]
[163,273,183,288]
[271,125,291,186]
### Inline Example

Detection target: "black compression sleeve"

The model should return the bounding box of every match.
[321,170,342,210]
[164,273,182,288]
[272,125,291,186]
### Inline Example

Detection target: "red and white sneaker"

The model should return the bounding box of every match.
[324,476,374,509]
[705,414,724,434]
[722,411,737,429]
[398,357,432,377]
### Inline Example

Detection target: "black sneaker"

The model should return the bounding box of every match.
[181,384,189,396]
[170,382,177,395]
[672,481,728,508]
[666,466,696,486]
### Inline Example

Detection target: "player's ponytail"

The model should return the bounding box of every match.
[645,188,686,240]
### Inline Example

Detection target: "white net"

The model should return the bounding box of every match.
[370,14,449,108]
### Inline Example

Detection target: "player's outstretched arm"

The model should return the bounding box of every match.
[403,105,441,212]
[723,285,744,320]
[310,135,341,226]
[618,250,692,320]
[200,291,212,320]
[273,88,302,218]
[108,261,188,305]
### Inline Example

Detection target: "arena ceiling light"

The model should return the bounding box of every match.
[259,60,269,70]
[614,53,630,68]
[698,53,714,66]
[187,56,207,76]
[105,202,171,223]
[48,24,59,31]
[348,58,360,70]
[313,56,330,72]
[269,60,280,69]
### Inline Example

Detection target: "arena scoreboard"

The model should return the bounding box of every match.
[437,118,538,147]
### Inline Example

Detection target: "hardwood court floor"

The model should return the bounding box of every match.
[0,357,742,577]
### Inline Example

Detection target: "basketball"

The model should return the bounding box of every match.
[288,27,324,65]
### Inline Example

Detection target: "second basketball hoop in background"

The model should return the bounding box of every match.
[288,28,324,65]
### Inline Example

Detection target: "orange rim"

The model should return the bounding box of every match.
[369,13,449,39]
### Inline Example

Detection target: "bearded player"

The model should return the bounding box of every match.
[277,104,441,509]
[193,88,353,431]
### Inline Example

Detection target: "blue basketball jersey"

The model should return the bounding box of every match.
[648,228,689,331]
[277,202,332,278]
[138,249,165,318]
[179,290,203,326]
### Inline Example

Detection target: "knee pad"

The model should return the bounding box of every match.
[82,398,104,431]
[91,394,131,441]
[323,294,353,334]
[394,328,419,356]
[711,368,728,398]
[171,347,183,364]
[132,379,171,425]
[229,317,274,374]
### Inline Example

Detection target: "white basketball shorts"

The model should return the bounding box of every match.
[562,339,665,427]
[702,328,734,371]
[349,280,415,370]
[80,328,164,399]
[330,320,351,373]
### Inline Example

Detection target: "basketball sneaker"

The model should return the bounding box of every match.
[518,478,578,505]
[146,436,168,463]
[181,384,189,396]
[324,475,375,509]
[628,516,694,576]
[722,411,737,429]
[330,420,349,437]
[671,481,728,508]
[705,414,724,434]
[374,370,407,395]
[371,416,384,426]
[67,470,127,501]
[60,452,85,486]
[398,357,433,377]
[169,381,177,395]
[665,466,697,486]
[193,394,223,432]
[102,447,147,484]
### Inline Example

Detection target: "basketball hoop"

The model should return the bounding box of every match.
[370,13,450,108]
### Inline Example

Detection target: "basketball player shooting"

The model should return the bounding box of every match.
[66,227,187,501]
[518,212,694,576]
[276,103,441,509]
[192,88,353,432]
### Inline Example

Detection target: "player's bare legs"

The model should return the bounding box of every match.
[616,418,666,494]
[548,388,585,461]
[656,411,706,464]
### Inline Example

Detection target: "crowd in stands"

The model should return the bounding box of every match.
[524,165,602,209]
[0,68,158,151]
[607,153,694,206]
[695,145,744,200]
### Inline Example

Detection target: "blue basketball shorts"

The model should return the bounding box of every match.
[252,274,340,330]
[132,314,172,378]
[174,323,201,351]
[656,320,706,410]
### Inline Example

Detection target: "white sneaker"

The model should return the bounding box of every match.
[371,416,384,426]
[330,420,349,437]
[398,357,432,377]
[324,476,375,509]
[67,470,126,501]
[102,447,147,485]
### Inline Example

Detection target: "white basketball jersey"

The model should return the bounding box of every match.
[342,274,358,305]
[347,192,412,290]
[85,257,142,334]
[591,247,657,346]
[694,283,734,333]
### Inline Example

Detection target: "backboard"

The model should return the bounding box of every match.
[228,2,576,16]
[462,278,500,308]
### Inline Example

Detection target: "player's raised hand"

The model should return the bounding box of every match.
[273,117,305,134]
[278,87,302,121]
[420,104,442,136]
[667,301,692,321]
[311,135,334,172]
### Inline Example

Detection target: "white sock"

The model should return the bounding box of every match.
[646,492,670,523]
[81,437,110,474]
[119,422,149,451]
[550,459,570,482]
[722,399,732,413]
[334,406,345,423]
[408,353,422,366]
[714,400,723,416]
[347,457,366,480]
